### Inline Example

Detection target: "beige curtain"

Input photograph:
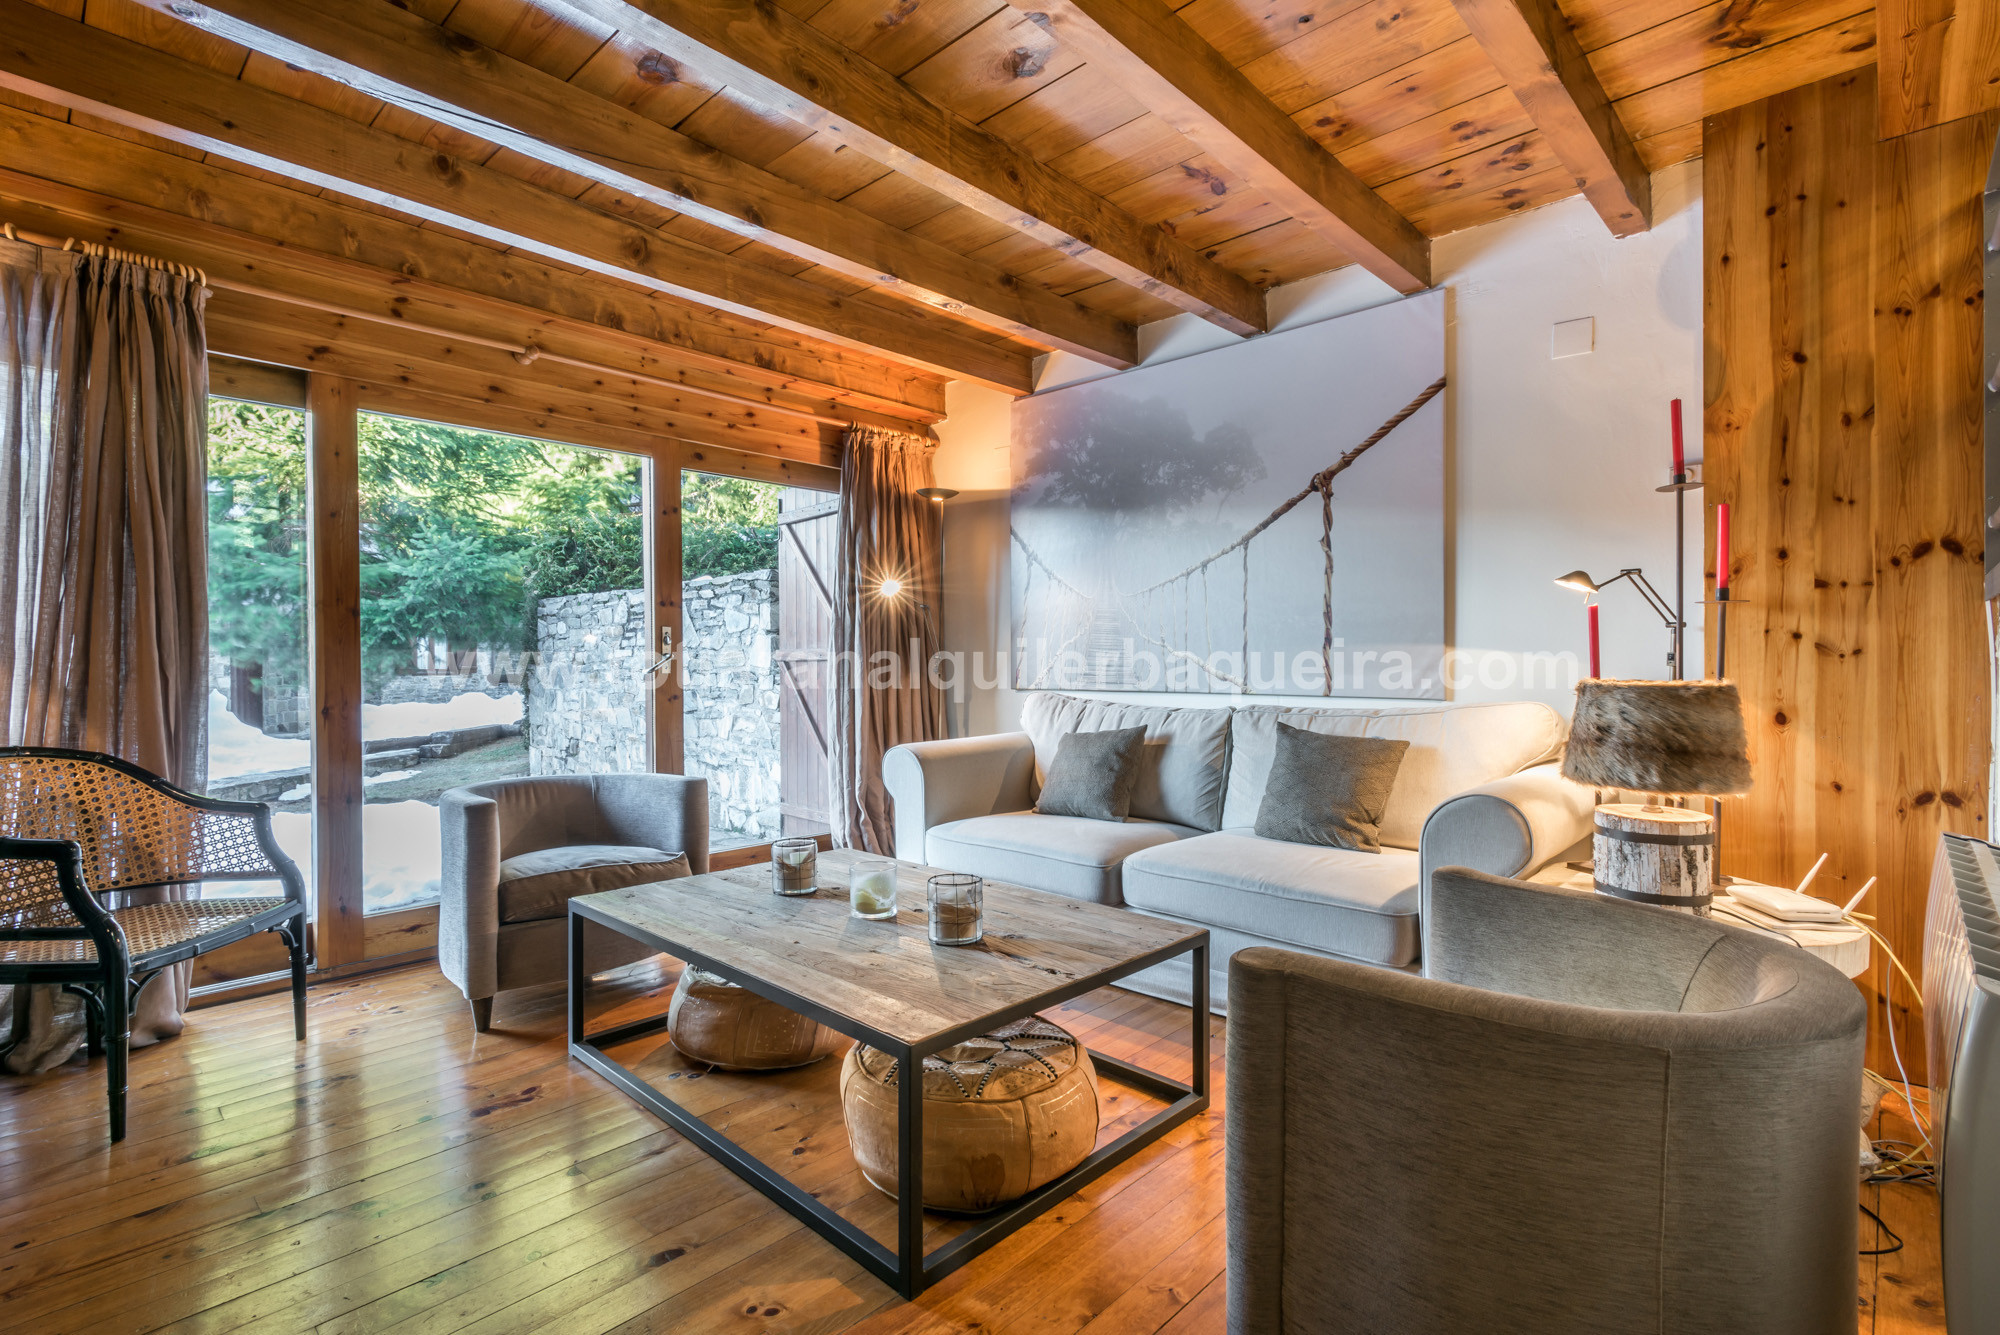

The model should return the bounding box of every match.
[831,424,947,854]
[0,235,211,1072]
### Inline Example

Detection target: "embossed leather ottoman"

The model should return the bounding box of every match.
[841,1016,1100,1212]
[666,966,840,1070]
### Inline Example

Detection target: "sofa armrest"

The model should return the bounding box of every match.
[1417,762,1596,972]
[438,787,502,1001]
[882,733,1038,861]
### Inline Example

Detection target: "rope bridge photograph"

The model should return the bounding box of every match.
[1010,293,1447,698]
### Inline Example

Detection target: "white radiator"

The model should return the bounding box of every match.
[1926,833,2000,1331]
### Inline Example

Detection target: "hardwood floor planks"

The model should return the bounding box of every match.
[0,956,1942,1334]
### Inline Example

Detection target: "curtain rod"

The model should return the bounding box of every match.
[3,220,210,290]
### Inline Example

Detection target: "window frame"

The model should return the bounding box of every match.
[196,357,837,991]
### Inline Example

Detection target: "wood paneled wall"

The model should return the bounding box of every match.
[1704,67,1995,1077]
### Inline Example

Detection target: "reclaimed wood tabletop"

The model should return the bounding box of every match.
[574,849,1205,1048]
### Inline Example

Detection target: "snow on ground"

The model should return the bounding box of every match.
[362,800,445,911]
[361,690,522,742]
[268,810,312,887]
[265,800,446,911]
[207,687,522,782]
[212,686,519,909]
[207,691,308,779]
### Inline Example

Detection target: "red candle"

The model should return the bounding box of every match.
[1669,398,1684,477]
[1715,502,1731,594]
[1587,601,1601,679]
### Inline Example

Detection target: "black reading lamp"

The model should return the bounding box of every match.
[1553,568,1686,679]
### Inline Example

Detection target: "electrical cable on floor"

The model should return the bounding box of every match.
[1858,1202,1905,1256]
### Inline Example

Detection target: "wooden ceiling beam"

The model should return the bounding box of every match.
[1447,0,1652,236]
[0,112,945,423]
[132,0,1137,369]
[207,291,841,465]
[554,0,1270,336]
[1004,0,1430,294]
[0,188,821,440]
[0,0,1034,392]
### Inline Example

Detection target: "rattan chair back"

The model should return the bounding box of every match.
[0,847,76,928]
[0,750,280,897]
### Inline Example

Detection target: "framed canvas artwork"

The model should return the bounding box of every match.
[1010,290,1445,698]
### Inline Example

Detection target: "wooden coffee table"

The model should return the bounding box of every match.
[566,848,1209,1298]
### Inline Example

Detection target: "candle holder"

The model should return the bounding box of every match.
[926,873,983,946]
[771,838,817,895]
[849,857,898,920]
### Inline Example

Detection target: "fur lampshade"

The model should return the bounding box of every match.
[1562,679,1752,796]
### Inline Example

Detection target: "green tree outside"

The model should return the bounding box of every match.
[206,400,785,716]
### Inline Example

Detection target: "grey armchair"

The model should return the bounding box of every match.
[1226,866,1866,1335]
[440,773,708,1030]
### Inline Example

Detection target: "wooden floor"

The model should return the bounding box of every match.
[0,959,1944,1334]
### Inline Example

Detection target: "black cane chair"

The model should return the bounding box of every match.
[0,747,308,1142]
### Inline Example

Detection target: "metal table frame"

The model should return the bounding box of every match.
[567,899,1210,1298]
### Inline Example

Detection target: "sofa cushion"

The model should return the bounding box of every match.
[1122,830,1422,968]
[1021,693,1231,831]
[1254,724,1410,852]
[1036,726,1147,821]
[925,811,1196,906]
[497,844,690,923]
[1221,701,1565,850]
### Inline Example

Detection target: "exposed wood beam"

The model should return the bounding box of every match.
[305,372,365,969]
[0,0,1034,392]
[133,0,1136,368]
[1004,0,1430,293]
[0,200,833,448]
[1448,0,1652,235]
[207,289,841,463]
[359,382,839,489]
[554,0,1269,337]
[209,354,306,410]
[0,114,946,423]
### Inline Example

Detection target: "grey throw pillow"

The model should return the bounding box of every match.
[1254,723,1410,853]
[1035,726,1148,821]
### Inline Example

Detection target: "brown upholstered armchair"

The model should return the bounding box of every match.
[438,773,708,1031]
[0,748,309,1142]
[1226,866,1866,1335]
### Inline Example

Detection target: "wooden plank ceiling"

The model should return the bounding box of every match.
[0,0,1886,450]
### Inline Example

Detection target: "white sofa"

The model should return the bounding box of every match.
[882,693,1597,1009]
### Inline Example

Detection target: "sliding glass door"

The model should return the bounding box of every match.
[203,356,840,981]
[357,412,648,913]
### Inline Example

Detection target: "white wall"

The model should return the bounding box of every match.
[933,160,1705,734]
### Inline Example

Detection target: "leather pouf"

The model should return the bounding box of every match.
[666,967,840,1071]
[840,1016,1099,1213]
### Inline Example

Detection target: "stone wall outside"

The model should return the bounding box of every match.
[681,570,781,841]
[528,572,780,842]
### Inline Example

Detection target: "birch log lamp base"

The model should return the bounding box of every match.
[1561,679,1753,915]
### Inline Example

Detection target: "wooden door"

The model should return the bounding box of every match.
[776,489,837,836]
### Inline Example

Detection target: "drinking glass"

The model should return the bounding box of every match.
[927,873,983,945]
[849,857,899,920]
[771,838,817,895]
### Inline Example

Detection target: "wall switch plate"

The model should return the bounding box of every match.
[1552,316,1595,358]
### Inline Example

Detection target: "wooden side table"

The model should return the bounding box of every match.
[1528,862,1870,978]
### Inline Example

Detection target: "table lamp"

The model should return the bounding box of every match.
[1561,678,1752,915]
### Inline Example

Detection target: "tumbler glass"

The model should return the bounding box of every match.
[927,873,983,945]
[771,838,817,895]
[849,857,899,920]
